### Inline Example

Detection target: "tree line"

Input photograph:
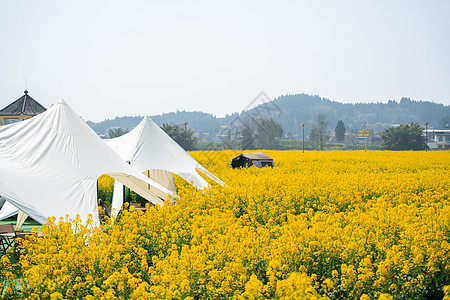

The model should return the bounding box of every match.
[87,93,450,140]
[108,114,430,151]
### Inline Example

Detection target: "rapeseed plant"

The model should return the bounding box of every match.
[1,151,449,299]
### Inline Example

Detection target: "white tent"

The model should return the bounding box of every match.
[105,117,225,215]
[0,101,177,225]
[0,200,18,221]
[0,201,29,230]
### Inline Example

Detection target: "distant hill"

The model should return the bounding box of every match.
[87,111,225,138]
[266,94,449,138]
[87,93,450,140]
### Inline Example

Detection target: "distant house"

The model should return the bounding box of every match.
[231,152,274,169]
[345,131,357,140]
[329,131,358,144]
[425,129,450,150]
[0,90,46,125]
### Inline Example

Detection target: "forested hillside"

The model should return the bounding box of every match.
[87,94,449,139]
[267,94,449,138]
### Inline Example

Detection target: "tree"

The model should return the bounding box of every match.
[438,115,450,129]
[381,123,427,150]
[107,127,128,138]
[238,117,283,150]
[309,113,328,150]
[161,123,198,151]
[255,117,283,149]
[218,126,240,150]
[335,120,346,142]
[240,118,255,150]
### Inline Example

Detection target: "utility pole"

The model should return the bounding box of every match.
[301,124,306,153]
[424,122,429,152]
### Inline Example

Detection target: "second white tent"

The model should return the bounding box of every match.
[105,117,226,215]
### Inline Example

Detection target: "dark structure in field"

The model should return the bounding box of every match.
[231,152,274,169]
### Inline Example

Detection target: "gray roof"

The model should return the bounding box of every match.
[0,90,46,117]
[234,152,273,160]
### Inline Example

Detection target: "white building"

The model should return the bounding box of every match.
[425,129,450,150]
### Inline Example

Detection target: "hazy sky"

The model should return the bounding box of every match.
[1,0,449,121]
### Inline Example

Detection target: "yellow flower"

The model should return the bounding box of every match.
[0,150,447,299]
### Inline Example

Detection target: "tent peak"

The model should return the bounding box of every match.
[139,117,157,128]
[57,99,68,105]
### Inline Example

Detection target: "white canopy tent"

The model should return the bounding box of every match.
[0,201,28,230]
[105,117,226,215]
[0,200,18,221]
[0,101,177,226]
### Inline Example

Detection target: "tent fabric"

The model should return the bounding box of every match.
[0,201,28,229]
[105,117,226,189]
[106,117,225,216]
[111,169,177,217]
[111,181,124,217]
[16,210,27,230]
[0,201,18,221]
[0,101,177,225]
[146,169,176,199]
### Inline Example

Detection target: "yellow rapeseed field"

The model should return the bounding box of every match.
[1,151,450,299]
